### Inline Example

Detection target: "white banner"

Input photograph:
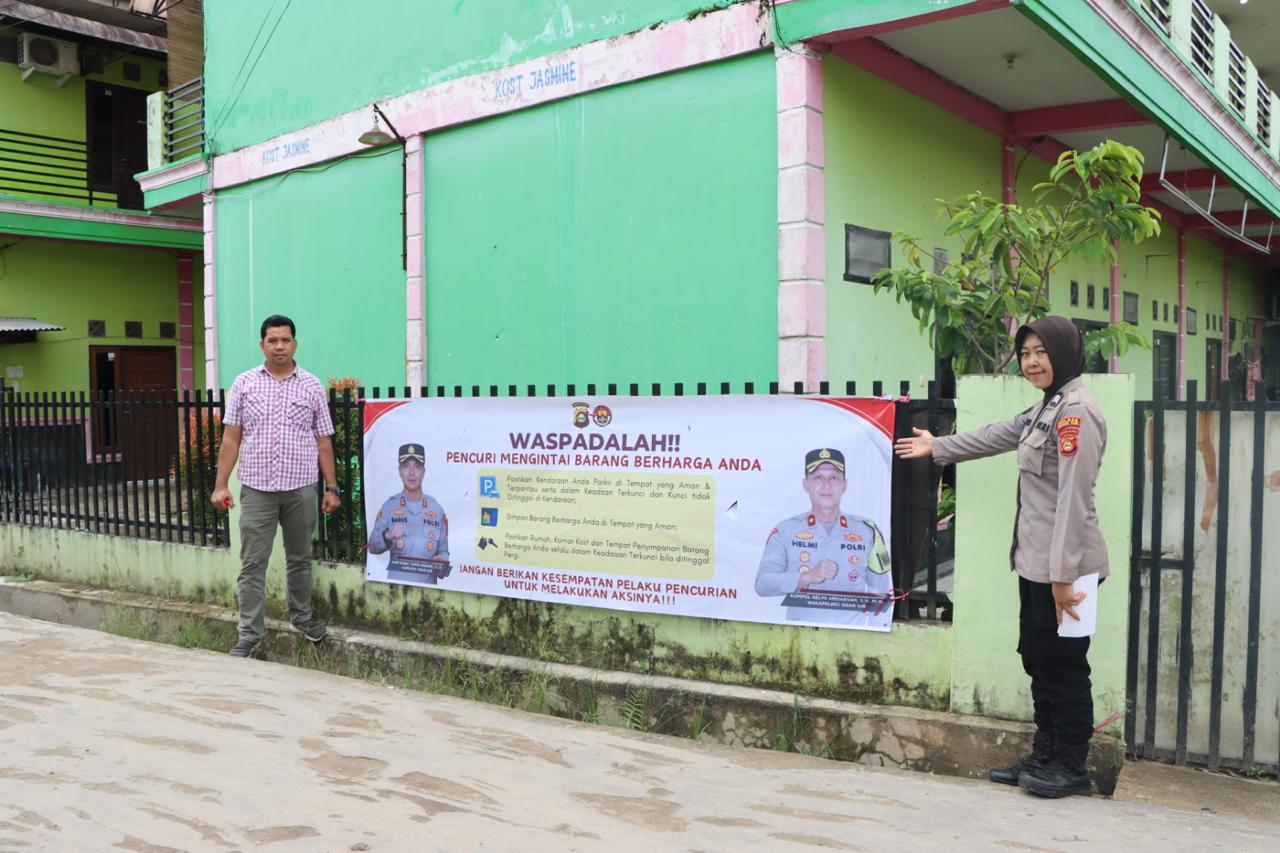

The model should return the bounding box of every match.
[362,395,897,630]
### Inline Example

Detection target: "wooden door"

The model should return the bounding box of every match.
[1205,339,1222,402]
[91,346,177,479]
[85,81,149,209]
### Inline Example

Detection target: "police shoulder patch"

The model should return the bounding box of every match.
[1057,415,1081,457]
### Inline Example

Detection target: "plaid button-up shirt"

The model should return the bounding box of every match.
[223,364,334,492]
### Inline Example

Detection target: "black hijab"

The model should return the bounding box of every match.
[1014,315,1084,398]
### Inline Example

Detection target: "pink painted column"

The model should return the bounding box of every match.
[176,251,195,391]
[1176,229,1185,400]
[202,192,219,392]
[776,46,825,392]
[1109,243,1120,374]
[404,135,426,392]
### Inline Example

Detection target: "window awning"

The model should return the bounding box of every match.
[0,317,63,332]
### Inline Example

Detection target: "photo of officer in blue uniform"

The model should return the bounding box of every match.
[755,448,893,628]
[368,443,450,584]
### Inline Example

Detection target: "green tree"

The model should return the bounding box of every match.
[871,140,1158,374]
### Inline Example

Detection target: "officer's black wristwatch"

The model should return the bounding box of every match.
[324,484,342,495]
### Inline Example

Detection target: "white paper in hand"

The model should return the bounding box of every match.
[1057,573,1099,638]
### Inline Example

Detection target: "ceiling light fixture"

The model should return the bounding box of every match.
[1004,53,1017,74]
[358,104,402,147]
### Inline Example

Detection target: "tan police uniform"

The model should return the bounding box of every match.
[931,376,1108,584]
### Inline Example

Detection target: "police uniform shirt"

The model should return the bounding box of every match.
[755,512,892,627]
[369,491,450,563]
[932,375,1108,585]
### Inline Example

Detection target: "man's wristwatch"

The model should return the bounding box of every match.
[324,484,342,495]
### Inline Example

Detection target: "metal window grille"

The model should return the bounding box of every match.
[124,321,142,339]
[1227,41,1247,117]
[1190,0,1214,80]
[87,320,106,338]
[159,322,176,339]
[164,77,204,162]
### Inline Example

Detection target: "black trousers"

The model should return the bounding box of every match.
[1018,576,1093,745]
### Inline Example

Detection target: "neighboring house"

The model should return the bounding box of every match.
[188,0,1278,399]
[0,0,203,405]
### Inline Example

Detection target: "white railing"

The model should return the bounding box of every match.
[1141,0,1172,36]
[1188,0,1213,80]
[1134,0,1278,161]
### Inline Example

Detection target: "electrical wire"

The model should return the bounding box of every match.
[207,0,293,144]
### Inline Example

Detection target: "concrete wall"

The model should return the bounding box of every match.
[0,240,203,392]
[421,52,778,389]
[203,0,758,154]
[949,373,1134,737]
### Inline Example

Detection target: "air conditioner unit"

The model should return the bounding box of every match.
[17,33,79,85]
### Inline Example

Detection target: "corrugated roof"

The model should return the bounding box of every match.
[0,317,63,332]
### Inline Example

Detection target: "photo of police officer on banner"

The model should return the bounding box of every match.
[367,443,451,584]
[754,448,893,629]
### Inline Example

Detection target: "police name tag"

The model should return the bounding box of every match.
[783,591,891,614]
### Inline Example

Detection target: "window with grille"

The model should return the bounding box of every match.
[159,322,176,339]
[125,321,142,338]
[88,320,106,338]
[1186,308,1197,335]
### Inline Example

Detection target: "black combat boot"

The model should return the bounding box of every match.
[988,730,1053,786]
[1018,741,1092,798]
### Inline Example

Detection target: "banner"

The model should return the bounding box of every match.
[362,396,896,631]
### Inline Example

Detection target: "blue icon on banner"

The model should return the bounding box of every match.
[480,507,499,527]
[479,475,500,498]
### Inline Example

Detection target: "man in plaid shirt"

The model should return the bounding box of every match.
[211,315,341,657]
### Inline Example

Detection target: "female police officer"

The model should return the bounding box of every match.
[894,315,1107,798]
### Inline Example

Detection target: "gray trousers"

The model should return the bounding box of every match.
[237,483,317,642]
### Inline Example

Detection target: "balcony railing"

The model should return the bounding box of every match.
[164,76,204,162]
[0,128,118,207]
[1133,0,1280,164]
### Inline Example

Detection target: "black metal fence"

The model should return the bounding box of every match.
[0,388,227,546]
[0,127,117,206]
[1,381,954,622]
[1127,379,1278,775]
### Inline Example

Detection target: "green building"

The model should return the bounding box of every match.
[0,1,204,402]
[170,0,1280,401]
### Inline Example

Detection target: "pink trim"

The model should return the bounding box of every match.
[1002,138,1016,204]
[202,192,219,392]
[831,39,1005,138]
[1008,99,1147,136]
[404,135,425,391]
[776,48,826,393]
[1186,209,1275,230]
[0,198,200,232]
[177,252,195,392]
[808,0,1008,45]
[1140,168,1222,193]
[211,3,767,191]
[1176,229,1186,400]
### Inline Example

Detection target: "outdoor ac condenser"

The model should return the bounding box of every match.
[17,33,79,85]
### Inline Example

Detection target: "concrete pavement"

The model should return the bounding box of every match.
[0,612,1274,853]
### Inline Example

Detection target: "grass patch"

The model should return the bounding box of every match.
[100,607,160,642]
[7,569,38,583]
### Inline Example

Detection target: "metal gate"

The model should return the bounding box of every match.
[1127,380,1278,774]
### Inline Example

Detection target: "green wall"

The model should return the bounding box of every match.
[823,58,1000,393]
[422,53,778,389]
[214,147,405,388]
[0,25,164,209]
[204,0,753,154]
[0,239,202,392]
[949,373,1132,734]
